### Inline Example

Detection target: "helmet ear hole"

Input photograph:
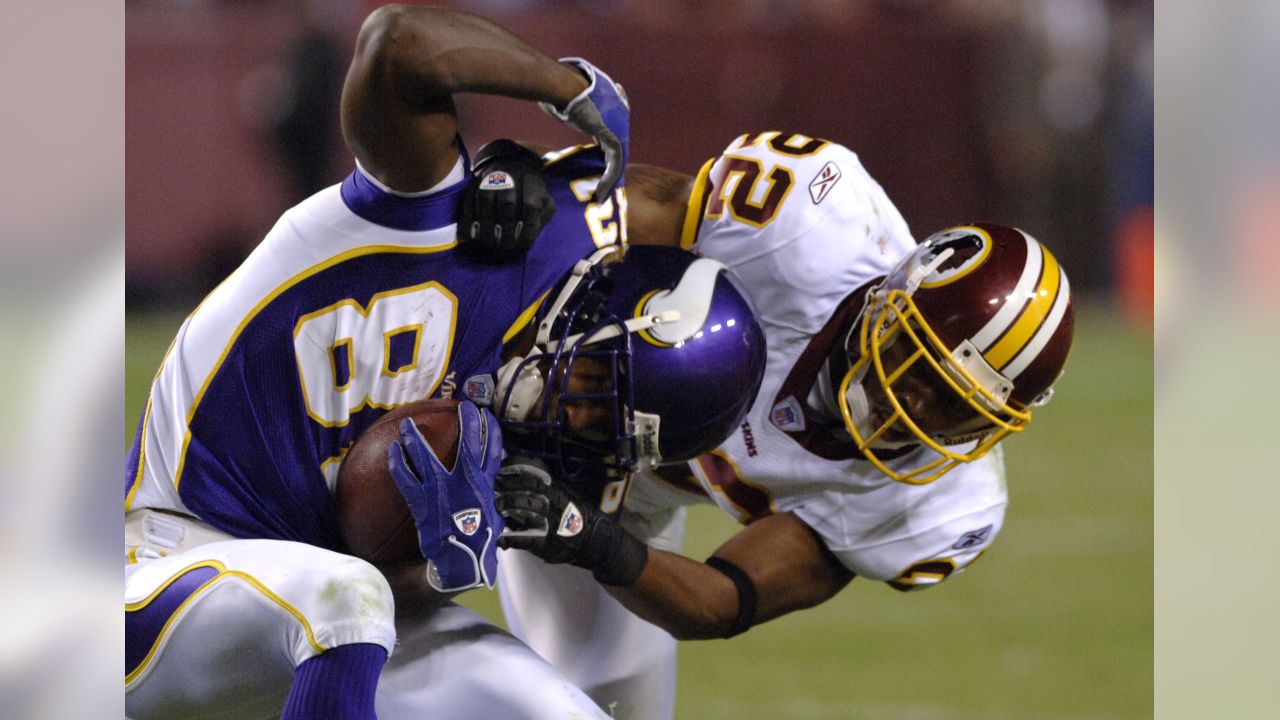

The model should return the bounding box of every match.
[1029,387,1055,408]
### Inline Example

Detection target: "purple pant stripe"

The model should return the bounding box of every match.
[126,565,221,676]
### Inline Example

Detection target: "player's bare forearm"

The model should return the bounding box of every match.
[342,5,588,191]
[624,164,693,248]
[359,5,585,105]
[604,512,854,640]
[604,548,739,640]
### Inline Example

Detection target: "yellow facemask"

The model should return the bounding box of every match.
[836,286,1030,484]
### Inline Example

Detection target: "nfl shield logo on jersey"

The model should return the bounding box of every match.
[453,509,482,536]
[480,171,515,191]
[463,374,495,406]
[770,396,806,432]
[556,502,584,537]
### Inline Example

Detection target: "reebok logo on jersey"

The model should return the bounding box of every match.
[453,509,482,536]
[952,524,993,550]
[770,396,806,432]
[809,162,841,205]
[557,503,584,537]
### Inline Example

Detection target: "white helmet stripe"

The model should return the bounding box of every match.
[1003,268,1071,380]
[985,245,1063,370]
[970,230,1042,351]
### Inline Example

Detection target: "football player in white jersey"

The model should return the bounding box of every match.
[491,131,1076,719]
[125,6,643,719]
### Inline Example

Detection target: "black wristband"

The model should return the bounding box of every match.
[705,556,757,638]
[591,526,649,587]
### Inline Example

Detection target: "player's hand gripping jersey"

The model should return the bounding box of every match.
[674,132,1008,588]
[125,145,627,549]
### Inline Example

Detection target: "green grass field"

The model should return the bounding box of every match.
[126,298,1152,719]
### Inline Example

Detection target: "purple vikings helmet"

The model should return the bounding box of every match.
[496,245,767,497]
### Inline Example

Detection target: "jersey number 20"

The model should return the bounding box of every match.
[706,132,829,228]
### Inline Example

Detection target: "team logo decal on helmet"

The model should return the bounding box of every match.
[916,226,993,288]
[837,223,1075,484]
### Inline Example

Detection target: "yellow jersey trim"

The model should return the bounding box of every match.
[172,243,455,492]
[503,291,550,345]
[680,158,716,250]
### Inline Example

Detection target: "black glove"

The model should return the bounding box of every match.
[456,139,556,265]
[495,463,648,586]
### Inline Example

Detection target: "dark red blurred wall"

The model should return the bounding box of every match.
[127,1,1007,301]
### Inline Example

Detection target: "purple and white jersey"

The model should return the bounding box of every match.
[125,144,626,549]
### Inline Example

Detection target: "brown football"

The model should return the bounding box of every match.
[335,398,461,565]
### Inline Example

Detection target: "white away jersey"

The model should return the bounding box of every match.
[670,132,1008,589]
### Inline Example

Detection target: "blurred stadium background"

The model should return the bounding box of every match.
[126,0,1153,718]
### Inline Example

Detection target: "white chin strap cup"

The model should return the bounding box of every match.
[842,368,875,443]
[842,367,913,451]
[494,356,545,423]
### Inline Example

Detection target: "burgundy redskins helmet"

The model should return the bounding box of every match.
[837,223,1075,484]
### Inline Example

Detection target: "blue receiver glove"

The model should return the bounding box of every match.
[539,57,630,203]
[387,401,504,592]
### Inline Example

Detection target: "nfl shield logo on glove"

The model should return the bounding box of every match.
[557,502,584,537]
[452,508,482,536]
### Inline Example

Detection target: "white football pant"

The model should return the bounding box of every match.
[499,475,702,720]
[125,511,609,719]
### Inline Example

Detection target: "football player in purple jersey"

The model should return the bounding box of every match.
[125,7,763,720]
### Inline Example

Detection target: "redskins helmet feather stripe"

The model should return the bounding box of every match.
[969,229,1072,390]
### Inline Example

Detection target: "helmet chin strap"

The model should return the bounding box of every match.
[550,310,681,354]
[495,308,683,423]
[535,245,625,347]
[841,363,915,451]
[904,247,954,295]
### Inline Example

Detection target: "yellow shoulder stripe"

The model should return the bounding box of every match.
[503,291,550,345]
[680,158,716,251]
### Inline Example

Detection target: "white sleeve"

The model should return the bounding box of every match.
[791,448,1009,590]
